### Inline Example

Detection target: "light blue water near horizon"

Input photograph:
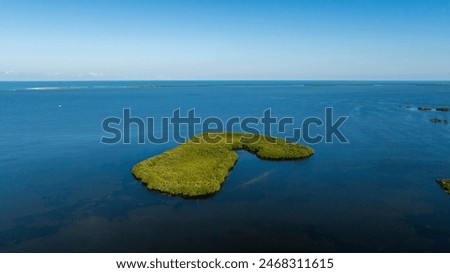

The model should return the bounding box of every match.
[0,81,449,252]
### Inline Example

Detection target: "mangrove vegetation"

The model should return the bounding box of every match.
[437,179,450,195]
[132,132,314,197]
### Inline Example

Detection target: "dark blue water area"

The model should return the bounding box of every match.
[0,81,449,252]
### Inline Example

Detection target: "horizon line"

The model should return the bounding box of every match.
[1,79,450,82]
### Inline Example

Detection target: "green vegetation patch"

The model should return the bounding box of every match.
[436,179,450,195]
[417,106,450,112]
[132,132,314,197]
[436,107,450,112]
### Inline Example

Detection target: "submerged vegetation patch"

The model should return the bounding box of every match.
[429,117,449,123]
[436,179,450,195]
[418,106,432,111]
[132,132,314,197]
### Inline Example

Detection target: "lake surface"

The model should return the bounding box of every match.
[0,81,449,252]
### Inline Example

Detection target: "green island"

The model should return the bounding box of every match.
[417,106,450,112]
[132,132,314,197]
[436,107,450,112]
[436,179,450,194]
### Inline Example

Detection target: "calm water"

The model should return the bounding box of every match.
[0,81,449,252]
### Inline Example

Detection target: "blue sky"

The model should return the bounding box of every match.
[0,0,449,80]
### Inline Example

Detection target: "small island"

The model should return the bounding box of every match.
[436,107,450,112]
[132,132,314,197]
[417,106,450,112]
[436,179,450,195]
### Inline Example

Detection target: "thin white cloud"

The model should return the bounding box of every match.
[0,70,17,75]
[88,72,103,77]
